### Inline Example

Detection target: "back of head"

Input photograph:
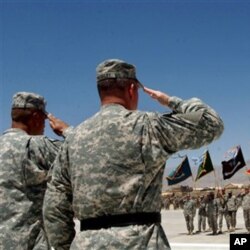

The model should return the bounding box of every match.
[11,92,47,135]
[96,59,143,110]
[208,191,214,199]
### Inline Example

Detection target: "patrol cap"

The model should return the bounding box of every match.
[96,59,144,88]
[12,92,47,115]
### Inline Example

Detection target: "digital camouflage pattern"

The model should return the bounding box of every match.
[183,197,196,234]
[242,192,250,232]
[97,59,137,81]
[12,92,47,114]
[206,195,219,234]
[96,59,144,88]
[197,197,206,232]
[43,96,224,249]
[225,194,237,231]
[216,195,229,231]
[183,198,196,217]
[242,192,250,210]
[226,195,237,211]
[0,128,62,250]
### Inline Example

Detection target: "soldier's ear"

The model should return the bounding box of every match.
[128,83,137,98]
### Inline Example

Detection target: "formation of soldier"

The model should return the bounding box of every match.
[162,186,250,235]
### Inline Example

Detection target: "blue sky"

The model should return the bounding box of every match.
[1,0,250,178]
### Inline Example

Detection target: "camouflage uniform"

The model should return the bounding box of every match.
[226,193,237,231]
[0,129,62,250]
[241,191,250,233]
[206,192,218,235]
[0,92,70,250]
[197,196,206,232]
[163,197,171,210]
[216,195,229,233]
[183,196,196,234]
[43,59,224,249]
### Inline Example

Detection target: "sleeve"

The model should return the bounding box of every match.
[23,137,62,186]
[62,126,74,138]
[43,140,75,250]
[149,96,224,154]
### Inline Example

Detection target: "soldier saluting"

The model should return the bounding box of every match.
[43,59,224,249]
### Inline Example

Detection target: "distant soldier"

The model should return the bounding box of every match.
[241,187,250,233]
[236,192,243,208]
[216,189,230,233]
[179,196,184,209]
[226,191,237,232]
[164,197,171,210]
[235,191,244,228]
[169,193,175,210]
[173,196,180,210]
[183,194,196,235]
[197,195,206,232]
[206,192,218,235]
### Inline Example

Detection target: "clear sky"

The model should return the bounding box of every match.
[1,0,250,177]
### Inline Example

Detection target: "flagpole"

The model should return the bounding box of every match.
[219,173,223,189]
[190,156,197,192]
[208,148,219,190]
[213,168,219,190]
[192,174,196,192]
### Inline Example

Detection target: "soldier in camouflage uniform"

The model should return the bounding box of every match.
[197,195,206,232]
[173,197,180,210]
[163,197,171,210]
[206,192,218,235]
[0,92,70,250]
[216,189,229,233]
[226,191,237,232]
[43,59,224,249]
[241,187,250,233]
[183,194,196,235]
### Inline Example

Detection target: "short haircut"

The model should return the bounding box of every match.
[97,78,132,90]
[97,78,134,98]
[11,108,35,123]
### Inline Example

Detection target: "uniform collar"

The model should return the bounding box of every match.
[3,128,28,135]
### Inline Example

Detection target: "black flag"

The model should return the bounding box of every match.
[222,146,246,180]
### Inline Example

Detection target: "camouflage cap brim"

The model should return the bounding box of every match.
[136,81,144,89]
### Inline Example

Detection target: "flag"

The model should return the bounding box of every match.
[195,150,214,181]
[222,145,246,180]
[166,156,192,185]
[245,169,250,176]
